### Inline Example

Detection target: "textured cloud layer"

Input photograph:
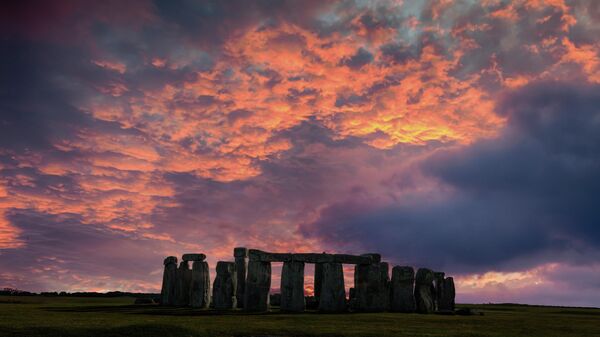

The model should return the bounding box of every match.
[1,0,599,306]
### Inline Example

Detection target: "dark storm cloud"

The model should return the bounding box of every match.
[300,81,600,273]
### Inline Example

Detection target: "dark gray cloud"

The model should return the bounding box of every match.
[300,82,600,273]
[340,47,374,69]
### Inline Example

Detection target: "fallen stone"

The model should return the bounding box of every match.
[212,261,237,310]
[190,260,210,308]
[354,262,390,312]
[414,268,435,314]
[244,260,271,312]
[280,261,305,312]
[182,253,206,262]
[160,256,178,306]
[318,262,346,312]
[390,266,416,312]
[455,307,484,316]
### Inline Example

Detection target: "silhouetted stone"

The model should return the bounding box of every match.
[212,261,237,309]
[281,261,305,312]
[190,260,210,308]
[160,256,177,306]
[354,262,390,312]
[438,277,455,311]
[244,260,271,312]
[248,250,375,264]
[269,293,281,306]
[361,253,382,263]
[175,261,192,306]
[433,272,445,310]
[182,253,206,262]
[234,247,248,308]
[390,266,416,312]
[305,296,318,310]
[314,263,323,304]
[414,268,435,314]
[318,262,346,312]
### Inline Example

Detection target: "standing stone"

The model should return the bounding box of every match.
[281,261,305,312]
[414,268,435,314]
[390,266,416,312]
[318,262,346,312]
[244,260,271,312]
[212,261,237,309]
[354,262,390,312]
[438,277,455,311]
[175,261,192,306]
[160,256,178,306]
[433,272,445,311]
[234,247,248,308]
[314,263,323,304]
[190,260,210,308]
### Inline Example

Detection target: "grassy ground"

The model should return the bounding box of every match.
[0,296,598,337]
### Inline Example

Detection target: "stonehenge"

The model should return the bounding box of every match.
[212,262,237,309]
[317,262,346,312]
[390,266,416,312]
[244,260,272,312]
[159,248,456,314]
[354,261,390,312]
[160,256,177,306]
[190,260,210,308]
[234,247,248,308]
[415,268,436,314]
[280,261,305,312]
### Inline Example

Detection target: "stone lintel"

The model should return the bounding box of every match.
[248,249,375,264]
[182,253,206,261]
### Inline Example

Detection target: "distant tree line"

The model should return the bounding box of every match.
[1,287,158,298]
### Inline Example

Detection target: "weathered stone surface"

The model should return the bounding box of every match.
[234,247,249,257]
[281,261,305,312]
[163,256,177,265]
[248,250,374,264]
[390,266,416,312]
[160,256,177,306]
[212,261,237,309]
[175,261,192,306]
[190,260,210,308]
[234,247,248,308]
[244,260,271,312]
[269,293,281,306]
[182,253,206,262]
[360,253,382,263]
[314,263,323,303]
[414,268,435,314]
[433,272,445,310]
[353,262,390,312]
[318,262,346,312]
[438,277,455,311]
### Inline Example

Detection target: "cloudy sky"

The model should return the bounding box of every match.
[1,0,599,307]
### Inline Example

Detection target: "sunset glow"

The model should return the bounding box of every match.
[1,0,599,307]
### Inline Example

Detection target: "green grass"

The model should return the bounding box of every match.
[0,296,598,337]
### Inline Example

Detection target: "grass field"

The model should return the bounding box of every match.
[0,296,598,337]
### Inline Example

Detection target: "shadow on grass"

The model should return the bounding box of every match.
[0,324,201,337]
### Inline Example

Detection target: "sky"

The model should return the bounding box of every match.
[1,0,599,307]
